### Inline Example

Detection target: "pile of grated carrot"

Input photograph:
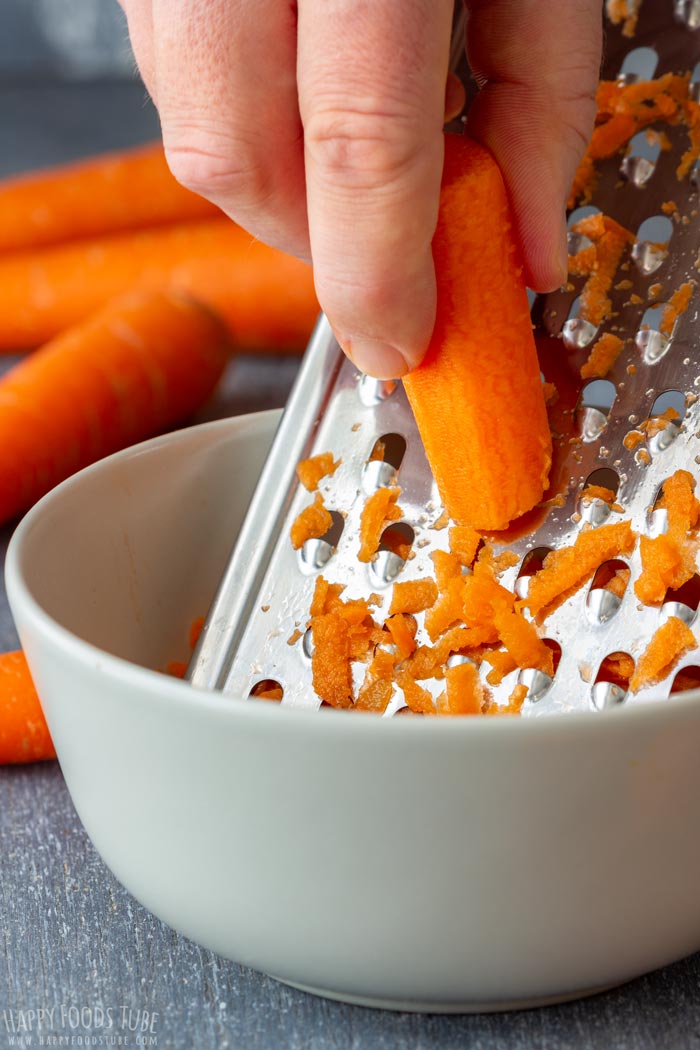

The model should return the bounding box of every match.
[290,450,700,715]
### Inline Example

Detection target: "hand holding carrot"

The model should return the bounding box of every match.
[118,0,601,378]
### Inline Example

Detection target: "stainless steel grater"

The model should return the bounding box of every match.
[188,1,700,716]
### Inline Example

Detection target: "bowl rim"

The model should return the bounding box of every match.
[6,411,700,741]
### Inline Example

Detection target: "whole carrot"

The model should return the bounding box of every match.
[403,134,551,531]
[0,143,219,254]
[0,218,318,352]
[0,291,228,523]
[0,651,55,764]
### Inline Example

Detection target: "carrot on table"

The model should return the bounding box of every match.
[403,133,551,531]
[0,650,55,764]
[0,143,219,254]
[0,291,228,525]
[0,218,318,352]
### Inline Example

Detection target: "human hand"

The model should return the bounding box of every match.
[118,0,602,378]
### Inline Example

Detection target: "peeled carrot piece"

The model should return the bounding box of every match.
[630,617,697,692]
[0,291,228,525]
[0,218,317,352]
[0,144,219,254]
[0,651,55,764]
[403,134,551,530]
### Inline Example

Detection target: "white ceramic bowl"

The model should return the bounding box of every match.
[7,410,700,1013]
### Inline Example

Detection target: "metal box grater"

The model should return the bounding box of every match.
[188,1,700,716]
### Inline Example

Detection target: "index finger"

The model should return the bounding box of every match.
[297,0,454,378]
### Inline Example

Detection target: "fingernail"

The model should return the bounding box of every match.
[346,338,410,380]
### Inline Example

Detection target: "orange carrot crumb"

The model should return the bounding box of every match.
[290,492,333,550]
[296,451,340,492]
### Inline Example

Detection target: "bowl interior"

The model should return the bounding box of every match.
[13,412,278,673]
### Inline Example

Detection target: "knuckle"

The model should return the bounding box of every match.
[304,105,422,186]
[163,136,275,209]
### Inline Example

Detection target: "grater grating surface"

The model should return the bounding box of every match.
[188,2,700,716]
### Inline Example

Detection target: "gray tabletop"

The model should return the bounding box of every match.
[3,60,700,1050]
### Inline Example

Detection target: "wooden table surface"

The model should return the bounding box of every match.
[3,74,700,1050]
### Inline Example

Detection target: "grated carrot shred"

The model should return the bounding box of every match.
[630,617,697,692]
[358,486,402,562]
[445,662,484,715]
[580,333,625,379]
[526,521,636,621]
[389,578,438,615]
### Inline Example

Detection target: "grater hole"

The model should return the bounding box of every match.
[675,0,700,29]
[636,304,673,364]
[362,434,406,494]
[691,62,700,103]
[648,482,670,537]
[620,131,661,187]
[577,380,616,442]
[358,374,397,406]
[514,550,550,600]
[249,679,284,702]
[544,638,562,675]
[647,390,685,452]
[618,46,659,84]
[567,205,600,229]
[586,560,630,623]
[369,522,414,585]
[299,511,345,574]
[517,640,559,703]
[514,546,552,599]
[302,628,314,659]
[563,296,598,350]
[661,575,700,626]
[632,215,672,276]
[591,652,634,709]
[670,665,700,694]
[567,231,594,256]
[579,467,620,525]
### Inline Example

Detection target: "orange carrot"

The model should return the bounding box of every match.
[0,218,318,352]
[403,134,551,530]
[0,291,228,524]
[0,651,55,764]
[0,144,219,254]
